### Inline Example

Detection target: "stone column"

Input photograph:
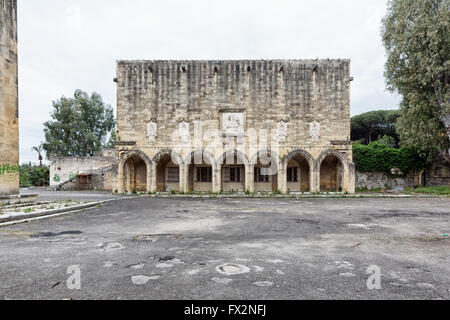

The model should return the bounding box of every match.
[310,162,320,193]
[181,164,188,193]
[344,163,356,194]
[151,162,157,193]
[118,162,125,194]
[279,162,287,194]
[245,164,253,193]
[213,165,221,193]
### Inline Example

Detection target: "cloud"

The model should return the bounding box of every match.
[17,0,400,164]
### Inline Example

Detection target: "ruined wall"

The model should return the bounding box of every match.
[0,0,18,195]
[50,150,115,190]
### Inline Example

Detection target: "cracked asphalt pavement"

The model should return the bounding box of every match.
[1,192,449,300]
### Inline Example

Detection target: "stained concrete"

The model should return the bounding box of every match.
[0,195,449,300]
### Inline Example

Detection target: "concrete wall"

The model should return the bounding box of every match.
[0,0,18,195]
[114,60,356,193]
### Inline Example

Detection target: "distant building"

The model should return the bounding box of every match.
[112,60,356,194]
[0,0,18,195]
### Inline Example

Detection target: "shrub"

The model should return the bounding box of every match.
[353,142,427,175]
[19,163,50,187]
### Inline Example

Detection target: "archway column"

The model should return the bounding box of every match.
[151,162,157,193]
[118,162,125,194]
[311,163,320,193]
[343,163,356,193]
[279,162,287,194]
[180,163,187,193]
[246,164,253,193]
[213,165,221,193]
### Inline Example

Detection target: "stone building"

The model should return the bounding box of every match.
[113,60,356,194]
[0,0,18,195]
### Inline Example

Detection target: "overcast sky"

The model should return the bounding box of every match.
[18,0,401,164]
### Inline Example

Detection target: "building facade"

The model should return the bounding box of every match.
[0,0,18,195]
[113,60,356,194]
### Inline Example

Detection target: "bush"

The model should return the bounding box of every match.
[353,142,427,175]
[19,163,50,187]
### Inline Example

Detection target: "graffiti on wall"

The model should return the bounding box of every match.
[0,164,19,176]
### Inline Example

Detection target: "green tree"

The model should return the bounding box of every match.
[382,0,450,163]
[351,110,400,145]
[42,90,115,158]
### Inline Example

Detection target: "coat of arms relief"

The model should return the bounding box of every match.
[179,121,190,143]
[223,113,244,136]
[277,121,288,143]
[147,121,157,143]
[310,121,321,143]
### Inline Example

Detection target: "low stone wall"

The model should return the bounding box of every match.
[356,172,415,190]
[357,169,450,190]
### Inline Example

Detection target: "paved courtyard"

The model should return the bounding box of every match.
[0,192,449,300]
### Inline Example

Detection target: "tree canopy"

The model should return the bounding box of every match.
[43,90,115,158]
[382,0,450,163]
[351,110,400,145]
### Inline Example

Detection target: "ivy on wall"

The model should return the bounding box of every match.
[353,142,427,175]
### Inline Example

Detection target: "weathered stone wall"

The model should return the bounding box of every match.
[115,60,355,193]
[0,0,18,195]
[356,172,415,190]
[356,165,450,190]
[50,149,114,190]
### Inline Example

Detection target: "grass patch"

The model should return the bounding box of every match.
[405,186,450,195]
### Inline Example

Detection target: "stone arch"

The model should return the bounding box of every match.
[152,149,183,192]
[153,148,183,166]
[185,149,216,192]
[118,149,152,193]
[285,149,315,169]
[284,149,315,193]
[217,149,249,167]
[217,150,249,193]
[250,149,282,167]
[250,149,281,192]
[317,149,350,193]
[184,149,216,166]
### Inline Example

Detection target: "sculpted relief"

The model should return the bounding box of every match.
[147,121,157,143]
[179,121,190,143]
[310,121,320,143]
[223,113,244,136]
[277,121,288,143]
